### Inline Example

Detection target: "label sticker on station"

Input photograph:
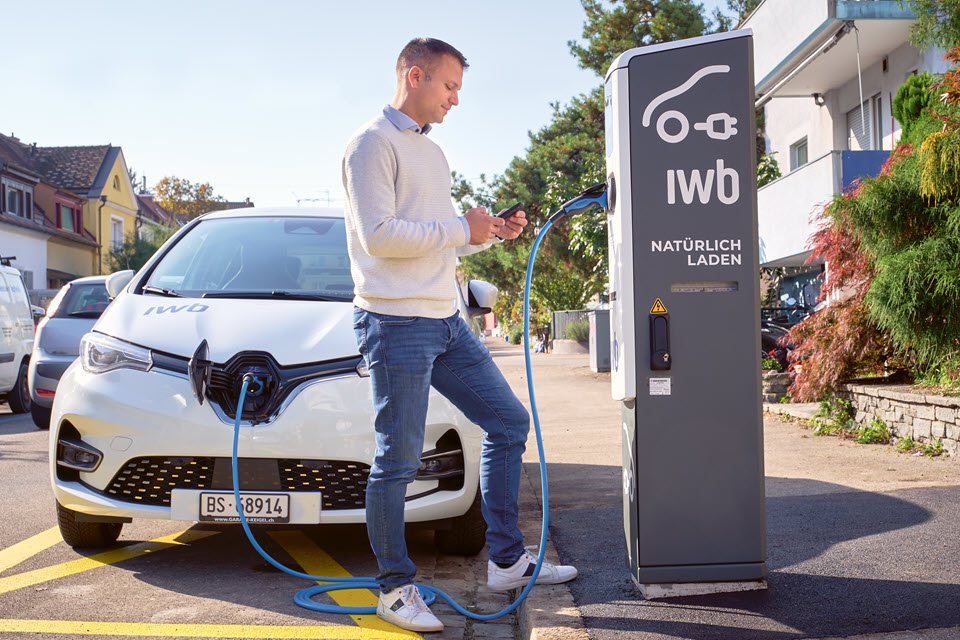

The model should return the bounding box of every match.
[649,378,671,396]
[650,298,668,314]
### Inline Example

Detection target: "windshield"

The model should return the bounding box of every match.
[144,216,354,299]
[61,282,110,317]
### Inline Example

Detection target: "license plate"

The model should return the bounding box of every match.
[199,492,290,523]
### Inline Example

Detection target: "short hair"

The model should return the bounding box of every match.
[396,38,468,80]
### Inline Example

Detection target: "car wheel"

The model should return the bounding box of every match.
[56,501,123,549]
[31,402,51,430]
[435,487,486,556]
[7,360,31,414]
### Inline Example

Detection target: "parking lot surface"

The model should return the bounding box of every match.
[0,405,519,640]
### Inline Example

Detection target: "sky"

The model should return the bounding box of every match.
[1,0,730,208]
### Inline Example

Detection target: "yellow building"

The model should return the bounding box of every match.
[34,145,139,275]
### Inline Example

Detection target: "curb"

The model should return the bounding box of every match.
[516,462,589,640]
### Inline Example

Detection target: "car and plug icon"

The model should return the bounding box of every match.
[642,65,739,144]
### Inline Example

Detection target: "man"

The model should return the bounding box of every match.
[342,38,577,633]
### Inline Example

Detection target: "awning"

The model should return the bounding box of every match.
[755,2,915,107]
[761,251,817,269]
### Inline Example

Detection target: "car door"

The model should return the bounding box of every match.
[5,272,34,351]
[0,273,17,390]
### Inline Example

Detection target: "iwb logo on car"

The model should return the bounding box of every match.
[142,303,209,315]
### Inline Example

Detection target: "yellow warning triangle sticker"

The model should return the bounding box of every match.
[650,298,668,314]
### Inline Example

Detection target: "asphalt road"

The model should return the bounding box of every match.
[0,406,516,640]
[488,342,960,640]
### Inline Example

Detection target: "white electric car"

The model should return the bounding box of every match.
[50,207,498,552]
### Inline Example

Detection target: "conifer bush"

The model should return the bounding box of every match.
[788,50,960,399]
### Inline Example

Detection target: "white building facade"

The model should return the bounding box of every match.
[743,0,950,313]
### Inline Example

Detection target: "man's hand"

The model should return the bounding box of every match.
[464,207,505,245]
[495,210,527,240]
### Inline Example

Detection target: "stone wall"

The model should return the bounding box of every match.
[762,372,792,403]
[838,383,960,455]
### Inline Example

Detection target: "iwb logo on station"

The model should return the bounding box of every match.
[641,64,743,206]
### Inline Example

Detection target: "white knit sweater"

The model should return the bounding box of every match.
[342,113,491,318]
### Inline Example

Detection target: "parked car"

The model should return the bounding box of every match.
[28,276,110,429]
[50,207,498,553]
[0,262,35,414]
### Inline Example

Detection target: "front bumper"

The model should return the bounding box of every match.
[50,361,482,524]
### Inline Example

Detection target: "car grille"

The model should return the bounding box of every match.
[102,456,370,510]
[278,459,369,509]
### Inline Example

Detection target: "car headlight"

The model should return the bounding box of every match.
[80,333,153,374]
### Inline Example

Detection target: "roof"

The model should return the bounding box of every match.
[136,194,175,224]
[0,134,42,179]
[33,145,112,194]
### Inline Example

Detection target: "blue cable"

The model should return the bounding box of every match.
[229,218,556,620]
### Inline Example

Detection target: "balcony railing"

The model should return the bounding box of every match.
[758,150,890,265]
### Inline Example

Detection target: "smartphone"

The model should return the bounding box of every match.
[495,202,524,219]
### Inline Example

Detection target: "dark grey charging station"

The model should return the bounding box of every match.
[604,30,766,598]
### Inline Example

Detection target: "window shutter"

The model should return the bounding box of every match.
[1,184,5,212]
[26,192,32,220]
[56,203,61,227]
[847,101,872,151]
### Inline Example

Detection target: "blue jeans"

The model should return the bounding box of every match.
[353,308,530,591]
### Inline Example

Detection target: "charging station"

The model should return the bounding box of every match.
[605,30,766,597]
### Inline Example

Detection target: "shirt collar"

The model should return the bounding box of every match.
[383,104,432,135]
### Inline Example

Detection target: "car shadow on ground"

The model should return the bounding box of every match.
[0,412,39,437]
[112,522,446,617]
[527,463,960,640]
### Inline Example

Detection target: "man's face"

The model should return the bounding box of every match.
[414,53,462,125]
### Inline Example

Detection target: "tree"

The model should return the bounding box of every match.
[568,0,711,76]
[900,0,960,50]
[789,63,960,398]
[456,88,608,328]
[725,0,761,24]
[154,176,229,220]
[458,0,728,332]
[106,225,178,273]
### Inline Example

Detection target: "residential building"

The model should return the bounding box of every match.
[743,0,951,308]
[0,134,98,289]
[33,144,140,275]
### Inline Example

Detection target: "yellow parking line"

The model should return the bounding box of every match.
[0,619,416,639]
[267,530,420,638]
[0,529,218,595]
[0,526,62,573]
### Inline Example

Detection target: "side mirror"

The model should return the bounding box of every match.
[31,305,46,322]
[466,280,498,318]
[105,270,135,299]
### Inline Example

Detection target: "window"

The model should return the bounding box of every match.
[145,216,354,298]
[847,94,883,151]
[59,282,111,318]
[111,216,124,251]
[113,175,120,190]
[789,137,808,171]
[1,177,33,219]
[58,204,76,232]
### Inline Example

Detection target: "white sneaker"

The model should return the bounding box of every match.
[376,584,443,633]
[486,546,578,591]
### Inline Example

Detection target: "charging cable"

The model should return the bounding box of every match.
[228,187,604,620]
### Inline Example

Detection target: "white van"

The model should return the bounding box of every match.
[0,262,35,413]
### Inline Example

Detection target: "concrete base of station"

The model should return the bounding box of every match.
[636,578,768,599]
